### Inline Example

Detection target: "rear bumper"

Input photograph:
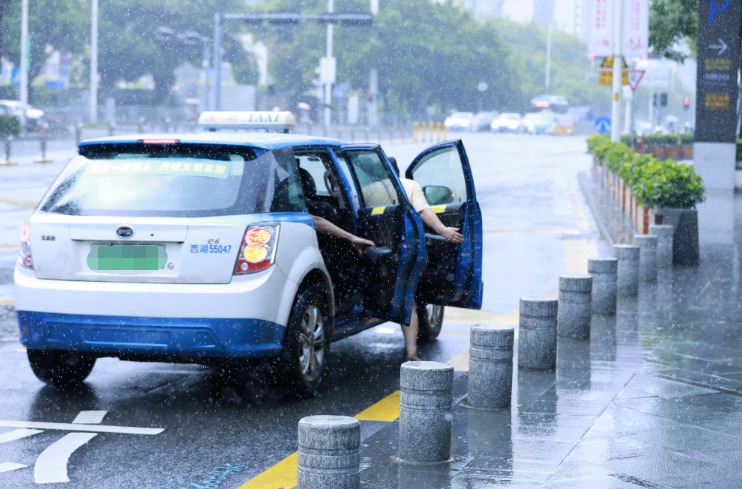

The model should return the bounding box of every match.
[14,263,298,359]
[17,310,284,359]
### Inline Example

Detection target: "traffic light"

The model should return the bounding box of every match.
[653,93,658,107]
[659,93,668,107]
[367,92,374,102]
[683,97,690,110]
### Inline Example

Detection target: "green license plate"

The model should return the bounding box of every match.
[87,245,167,271]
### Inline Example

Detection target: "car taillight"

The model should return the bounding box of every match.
[234,224,280,275]
[19,221,33,269]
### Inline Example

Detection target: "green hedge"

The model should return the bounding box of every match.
[0,114,21,138]
[587,134,705,209]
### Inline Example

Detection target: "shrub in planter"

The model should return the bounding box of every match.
[587,136,705,266]
[0,114,21,139]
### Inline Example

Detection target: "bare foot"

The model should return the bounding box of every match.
[406,351,419,362]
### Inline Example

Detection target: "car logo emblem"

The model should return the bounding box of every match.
[116,226,133,238]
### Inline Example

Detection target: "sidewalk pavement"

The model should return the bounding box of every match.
[351,174,742,488]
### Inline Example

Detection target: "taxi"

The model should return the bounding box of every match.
[14,111,483,396]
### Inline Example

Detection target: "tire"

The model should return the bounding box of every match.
[280,285,330,397]
[27,349,96,387]
[417,302,444,343]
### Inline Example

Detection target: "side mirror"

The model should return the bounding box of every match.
[423,185,454,205]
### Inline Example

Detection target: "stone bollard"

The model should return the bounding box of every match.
[297,415,360,489]
[468,325,514,409]
[588,258,618,315]
[613,244,640,296]
[649,224,674,269]
[518,298,558,370]
[557,275,592,339]
[399,361,454,463]
[634,234,658,282]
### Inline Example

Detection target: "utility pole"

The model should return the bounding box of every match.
[214,12,222,111]
[324,0,334,127]
[610,0,623,142]
[89,0,98,123]
[20,0,28,128]
[545,22,552,90]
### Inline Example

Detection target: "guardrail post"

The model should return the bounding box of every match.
[297,415,360,489]
[420,122,427,142]
[635,234,658,282]
[74,123,83,146]
[399,361,454,463]
[649,224,674,269]
[557,275,592,339]
[614,244,640,296]
[518,298,558,370]
[468,325,514,409]
[1,137,16,166]
[413,122,419,142]
[588,258,618,315]
[34,126,53,163]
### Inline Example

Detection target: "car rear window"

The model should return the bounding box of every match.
[39,143,305,217]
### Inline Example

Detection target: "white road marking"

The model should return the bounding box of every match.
[0,428,43,444]
[0,462,27,474]
[34,432,97,484]
[0,420,163,435]
[72,411,107,425]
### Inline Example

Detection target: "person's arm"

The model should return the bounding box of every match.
[418,208,464,244]
[311,215,376,253]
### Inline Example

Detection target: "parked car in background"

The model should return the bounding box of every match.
[490,112,522,133]
[469,111,498,131]
[444,112,475,131]
[0,99,46,132]
[522,111,558,135]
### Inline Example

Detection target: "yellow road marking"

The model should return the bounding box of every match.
[0,298,14,306]
[0,199,36,209]
[567,177,589,231]
[237,452,298,489]
[354,390,400,422]
[565,239,600,275]
[484,226,579,235]
[0,245,19,249]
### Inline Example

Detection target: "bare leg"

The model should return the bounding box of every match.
[401,301,419,361]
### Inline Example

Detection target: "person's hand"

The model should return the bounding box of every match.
[351,236,376,254]
[441,226,464,244]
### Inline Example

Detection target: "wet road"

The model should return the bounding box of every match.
[0,131,599,488]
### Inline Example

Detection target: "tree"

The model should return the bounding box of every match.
[0,0,257,104]
[254,0,526,116]
[648,0,699,62]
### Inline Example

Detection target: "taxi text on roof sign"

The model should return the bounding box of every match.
[197,111,297,132]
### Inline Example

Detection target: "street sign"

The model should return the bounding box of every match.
[600,57,629,69]
[594,117,611,134]
[695,0,741,143]
[627,69,645,91]
[598,70,629,86]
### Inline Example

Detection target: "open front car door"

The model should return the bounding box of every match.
[407,140,483,309]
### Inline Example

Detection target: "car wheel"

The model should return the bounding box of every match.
[417,302,444,343]
[281,285,330,397]
[27,349,96,387]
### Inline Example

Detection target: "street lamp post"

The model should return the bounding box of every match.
[20,0,29,128]
[90,0,99,123]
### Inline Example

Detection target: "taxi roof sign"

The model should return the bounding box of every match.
[198,111,297,133]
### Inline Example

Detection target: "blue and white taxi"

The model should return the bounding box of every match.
[14,111,482,395]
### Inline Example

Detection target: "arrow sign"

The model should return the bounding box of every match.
[627,69,645,91]
[709,38,728,55]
